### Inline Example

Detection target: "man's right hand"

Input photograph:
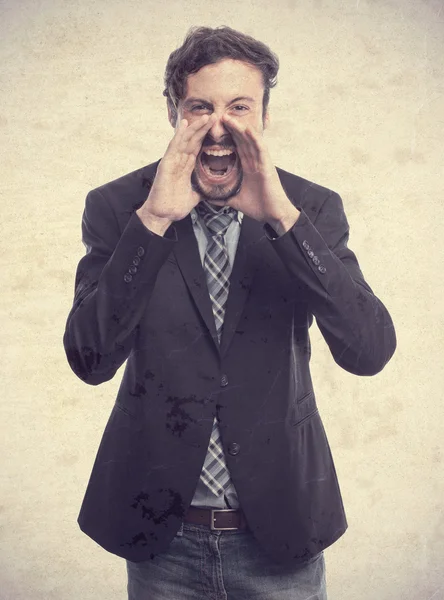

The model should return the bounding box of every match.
[136,114,217,236]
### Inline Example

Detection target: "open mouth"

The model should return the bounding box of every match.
[199,149,238,179]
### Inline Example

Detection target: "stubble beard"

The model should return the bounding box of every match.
[191,167,243,204]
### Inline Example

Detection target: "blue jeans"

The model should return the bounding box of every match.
[126,522,327,599]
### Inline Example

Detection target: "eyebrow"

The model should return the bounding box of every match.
[182,96,256,108]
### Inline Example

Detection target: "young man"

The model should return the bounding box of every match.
[63,26,396,599]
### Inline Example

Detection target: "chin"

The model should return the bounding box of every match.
[191,169,243,204]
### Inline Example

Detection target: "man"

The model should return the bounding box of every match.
[63,26,396,599]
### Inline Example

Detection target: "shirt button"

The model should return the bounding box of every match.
[137,246,145,257]
[124,273,132,283]
[228,442,240,456]
[220,374,229,387]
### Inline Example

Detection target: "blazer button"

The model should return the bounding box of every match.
[124,273,132,283]
[137,246,145,257]
[133,256,141,266]
[228,442,240,456]
[318,265,326,274]
[220,374,229,387]
[308,249,314,258]
[302,240,310,250]
[313,256,320,265]
[129,265,137,274]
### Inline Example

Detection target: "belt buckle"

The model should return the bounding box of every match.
[210,508,239,531]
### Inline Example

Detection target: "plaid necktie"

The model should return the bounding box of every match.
[195,201,238,497]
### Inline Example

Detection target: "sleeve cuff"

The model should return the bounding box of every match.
[263,206,307,240]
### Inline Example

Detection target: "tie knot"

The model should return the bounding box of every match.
[195,201,238,236]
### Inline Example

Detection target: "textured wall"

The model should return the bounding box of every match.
[1,0,443,598]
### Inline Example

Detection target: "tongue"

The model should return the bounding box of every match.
[203,153,232,170]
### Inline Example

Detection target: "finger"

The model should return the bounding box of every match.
[177,149,201,177]
[220,118,246,156]
[168,115,205,148]
[166,118,188,150]
[170,114,213,157]
[223,117,256,156]
[164,116,214,177]
[179,113,213,147]
[236,122,262,158]
[221,115,245,140]
[223,118,261,171]
[243,126,264,164]
[182,114,217,156]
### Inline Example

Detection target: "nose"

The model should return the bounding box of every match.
[208,113,229,143]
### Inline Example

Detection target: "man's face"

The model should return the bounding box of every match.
[169,58,269,205]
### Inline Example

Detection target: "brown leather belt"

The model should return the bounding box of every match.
[184,506,249,531]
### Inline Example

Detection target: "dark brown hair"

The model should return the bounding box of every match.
[163,26,279,124]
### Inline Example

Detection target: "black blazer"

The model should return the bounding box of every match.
[63,159,396,565]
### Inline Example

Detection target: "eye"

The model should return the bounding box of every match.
[232,105,248,112]
[191,104,211,112]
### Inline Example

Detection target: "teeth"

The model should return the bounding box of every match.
[203,149,235,157]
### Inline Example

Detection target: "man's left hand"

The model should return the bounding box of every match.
[222,116,300,235]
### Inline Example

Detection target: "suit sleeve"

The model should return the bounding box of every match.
[265,191,397,376]
[63,189,177,385]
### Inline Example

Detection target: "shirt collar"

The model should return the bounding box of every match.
[191,206,243,225]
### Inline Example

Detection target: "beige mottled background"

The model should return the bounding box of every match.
[1,0,443,598]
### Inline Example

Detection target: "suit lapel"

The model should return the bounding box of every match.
[220,216,265,356]
[172,213,265,356]
[172,217,220,348]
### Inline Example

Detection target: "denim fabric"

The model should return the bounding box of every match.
[126,522,327,600]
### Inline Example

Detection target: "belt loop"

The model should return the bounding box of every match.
[175,522,184,537]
